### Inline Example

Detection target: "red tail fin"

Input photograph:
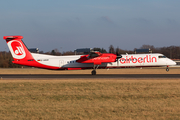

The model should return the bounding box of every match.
[3,35,59,69]
[3,36,34,61]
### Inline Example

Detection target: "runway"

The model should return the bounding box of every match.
[0,74,180,79]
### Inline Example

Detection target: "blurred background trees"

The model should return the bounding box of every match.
[0,44,180,68]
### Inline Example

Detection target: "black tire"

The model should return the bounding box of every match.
[91,70,96,75]
[166,68,169,72]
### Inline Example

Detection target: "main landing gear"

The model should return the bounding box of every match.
[91,65,99,75]
[91,70,96,75]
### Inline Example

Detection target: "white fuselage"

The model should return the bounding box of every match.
[31,53,176,69]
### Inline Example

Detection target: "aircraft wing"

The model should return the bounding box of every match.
[88,51,102,58]
[76,51,118,65]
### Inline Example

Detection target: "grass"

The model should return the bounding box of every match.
[0,79,180,120]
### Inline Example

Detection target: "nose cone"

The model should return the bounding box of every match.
[168,60,176,66]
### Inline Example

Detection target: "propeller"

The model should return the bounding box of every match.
[116,52,122,66]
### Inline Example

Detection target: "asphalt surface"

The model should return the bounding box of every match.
[0,74,180,79]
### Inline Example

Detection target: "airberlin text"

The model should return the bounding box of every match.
[120,55,157,64]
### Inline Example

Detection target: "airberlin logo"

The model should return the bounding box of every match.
[120,55,157,64]
[8,40,26,59]
[14,46,24,55]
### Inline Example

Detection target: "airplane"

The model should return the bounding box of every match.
[3,35,176,75]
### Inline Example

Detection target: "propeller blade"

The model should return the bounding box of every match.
[117,58,119,66]
[116,54,122,66]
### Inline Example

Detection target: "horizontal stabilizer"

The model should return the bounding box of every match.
[3,36,23,40]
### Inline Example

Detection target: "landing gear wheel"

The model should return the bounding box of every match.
[166,67,169,72]
[91,70,96,75]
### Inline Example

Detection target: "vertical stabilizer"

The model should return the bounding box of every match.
[3,36,34,61]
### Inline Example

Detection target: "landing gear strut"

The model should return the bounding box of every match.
[91,65,99,75]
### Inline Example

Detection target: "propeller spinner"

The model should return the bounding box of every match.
[116,52,122,65]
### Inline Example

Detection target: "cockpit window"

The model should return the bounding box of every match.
[158,56,166,58]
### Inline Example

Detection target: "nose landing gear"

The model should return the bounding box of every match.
[166,66,169,72]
